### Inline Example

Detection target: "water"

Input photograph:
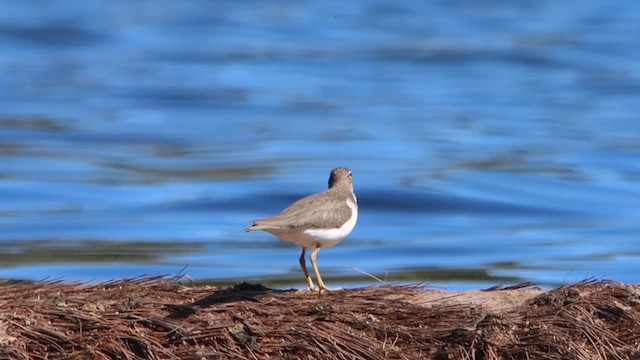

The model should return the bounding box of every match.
[0,0,639,290]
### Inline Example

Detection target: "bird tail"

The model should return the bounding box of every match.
[244,220,280,232]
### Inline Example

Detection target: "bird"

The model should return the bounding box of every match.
[245,167,358,292]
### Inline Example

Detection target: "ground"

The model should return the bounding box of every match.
[1,276,639,359]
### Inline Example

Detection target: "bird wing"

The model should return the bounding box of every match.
[248,191,355,230]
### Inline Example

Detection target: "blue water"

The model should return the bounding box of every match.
[0,0,639,290]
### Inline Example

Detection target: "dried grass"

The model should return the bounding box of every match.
[1,276,639,359]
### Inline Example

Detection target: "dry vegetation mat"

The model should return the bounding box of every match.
[0,276,639,359]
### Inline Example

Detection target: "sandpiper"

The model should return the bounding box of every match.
[245,167,358,292]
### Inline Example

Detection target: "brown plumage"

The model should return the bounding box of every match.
[246,168,355,231]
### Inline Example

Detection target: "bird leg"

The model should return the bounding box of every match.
[299,248,315,290]
[310,246,329,292]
